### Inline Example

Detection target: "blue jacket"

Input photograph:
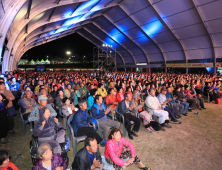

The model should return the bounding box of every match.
[166,93,176,103]
[8,82,20,91]
[87,96,94,110]
[72,109,92,137]
[91,103,106,119]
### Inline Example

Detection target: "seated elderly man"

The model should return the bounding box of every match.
[32,143,67,169]
[28,95,57,122]
[33,107,65,154]
[72,136,103,170]
[118,93,141,140]
[91,95,120,142]
[72,100,105,146]
[39,88,54,104]
[18,91,37,120]
[157,87,181,124]
[145,88,171,131]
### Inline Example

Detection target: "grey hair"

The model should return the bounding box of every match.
[149,88,155,93]
[78,99,86,106]
[37,143,52,159]
[25,90,31,95]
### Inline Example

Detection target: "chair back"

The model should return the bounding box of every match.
[59,108,65,118]
[67,113,75,136]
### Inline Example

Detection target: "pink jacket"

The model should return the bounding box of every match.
[104,137,136,166]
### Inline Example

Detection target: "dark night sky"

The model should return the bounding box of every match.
[23,33,96,61]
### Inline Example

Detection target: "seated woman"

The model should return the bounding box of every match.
[105,128,150,170]
[130,90,154,133]
[106,88,118,116]
[33,108,65,154]
[116,87,124,103]
[184,85,201,110]
[0,149,18,170]
[125,86,133,102]
[62,97,78,118]
[87,89,97,111]
[31,143,67,170]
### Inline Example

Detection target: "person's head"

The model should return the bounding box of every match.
[161,87,167,95]
[90,89,97,97]
[25,91,32,99]
[38,80,43,85]
[90,84,94,90]
[67,84,71,90]
[98,83,103,89]
[0,82,5,91]
[37,143,53,161]
[79,99,87,111]
[38,95,48,107]
[53,85,58,91]
[167,87,172,93]
[43,107,50,119]
[133,90,140,99]
[57,89,63,97]
[62,97,70,106]
[108,128,122,142]
[94,95,103,104]
[126,86,131,93]
[124,93,129,101]
[145,83,150,89]
[85,136,98,154]
[149,88,155,96]
[40,88,47,95]
[0,149,10,169]
[117,87,123,93]
[108,88,114,95]
[184,85,189,90]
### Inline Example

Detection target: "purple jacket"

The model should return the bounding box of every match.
[31,153,67,170]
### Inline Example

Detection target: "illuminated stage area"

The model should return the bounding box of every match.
[0,0,222,73]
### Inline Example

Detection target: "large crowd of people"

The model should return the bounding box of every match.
[0,70,222,170]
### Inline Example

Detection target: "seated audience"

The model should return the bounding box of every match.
[145,88,171,131]
[71,100,105,146]
[105,128,150,170]
[28,95,57,122]
[91,95,120,141]
[62,97,77,118]
[157,87,181,124]
[50,85,58,99]
[72,136,103,170]
[31,143,67,170]
[18,90,37,120]
[64,84,73,99]
[33,108,65,154]
[116,87,124,103]
[118,93,141,140]
[97,83,107,99]
[106,88,118,116]
[87,89,97,111]
[125,86,133,102]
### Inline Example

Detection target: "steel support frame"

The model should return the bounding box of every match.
[93,46,117,72]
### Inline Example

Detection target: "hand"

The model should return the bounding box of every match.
[36,114,39,117]
[173,97,177,100]
[54,118,59,124]
[157,107,161,110]
[129,105,135,110]
[105,108,111,114]
[88,123,92,127]
[92,158,101,168]
[9,97,13,101]
[168,98,172,102]
[55,167,63,170]
[42,120,46,127]
[126,157,134,164]
[82,90,86,94]
[0,95,2,102]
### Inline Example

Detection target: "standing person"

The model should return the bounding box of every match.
[0,93,9,145]
[72,137,104,170]
[0,82,16,135]
[0,149,19,170]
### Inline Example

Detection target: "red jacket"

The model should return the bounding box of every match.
[104,138,136,166]
[116,92,124,103]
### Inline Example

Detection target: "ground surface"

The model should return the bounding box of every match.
[1,102,222,170]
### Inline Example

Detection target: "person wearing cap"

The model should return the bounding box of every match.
[28,95,57,122]
[71,85,81,107]
[18,90,37,120]
[157,87,181,124]
[145,88,171,131]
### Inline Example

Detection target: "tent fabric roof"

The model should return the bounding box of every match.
[0,0,221,71]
